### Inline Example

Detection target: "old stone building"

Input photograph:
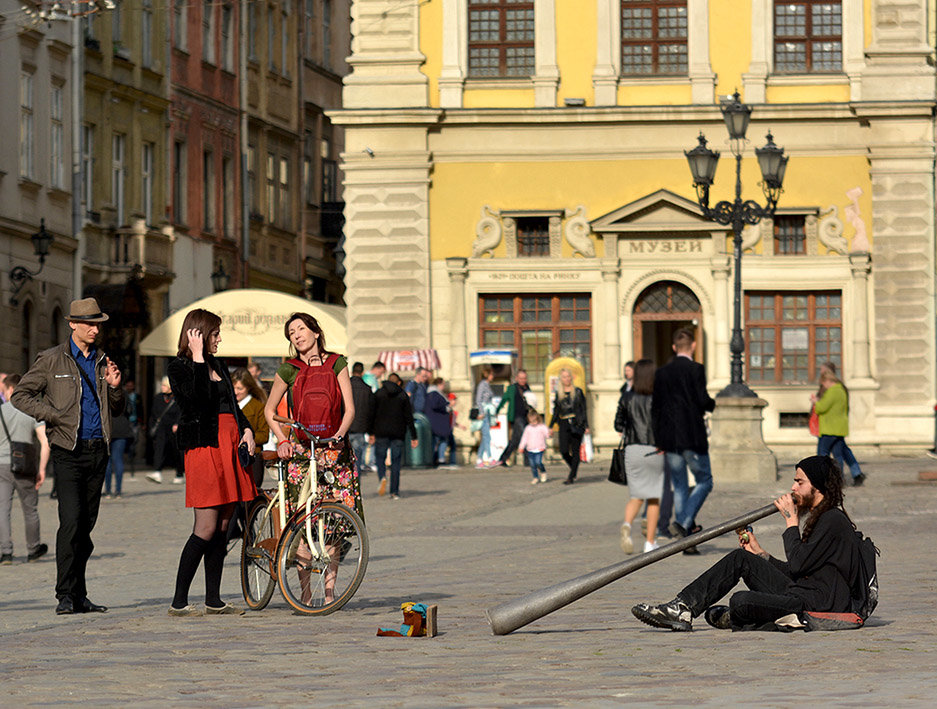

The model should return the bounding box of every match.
[331,0,937,454]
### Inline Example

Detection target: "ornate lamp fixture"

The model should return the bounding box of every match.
[10,219,53,306]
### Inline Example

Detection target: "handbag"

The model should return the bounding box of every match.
[808,405,819,437]
[608,441,627,486]
[1,405,36,477]
[469,407,480,421]
[579,431,594,463]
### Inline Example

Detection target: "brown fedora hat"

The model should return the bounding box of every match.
[66,297,109,323]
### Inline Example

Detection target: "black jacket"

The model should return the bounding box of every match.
[150,393,180,435]
[349,375,373,434]
[651,356,715,454]
[770,508,861,612]
[549,387,588,431]
[617,391,655,447]
[167,355,251,453]
[368,380,416,441]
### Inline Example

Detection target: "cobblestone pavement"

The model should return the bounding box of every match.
[1,454,936,706]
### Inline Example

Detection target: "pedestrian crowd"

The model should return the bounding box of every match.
[4,300,870,626]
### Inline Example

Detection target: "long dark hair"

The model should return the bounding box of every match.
[231,367,267,404]
[283,312,332,358]
[632,359,655,395]
[802,457,853,541]
[176,309,222,359]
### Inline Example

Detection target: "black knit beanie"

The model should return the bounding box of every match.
[797,455,830,493]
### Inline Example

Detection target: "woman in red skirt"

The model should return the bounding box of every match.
[167,309,256,616]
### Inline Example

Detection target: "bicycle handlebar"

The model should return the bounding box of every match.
[272,414,340,446]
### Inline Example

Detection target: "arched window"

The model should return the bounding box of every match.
[632,281,702,365]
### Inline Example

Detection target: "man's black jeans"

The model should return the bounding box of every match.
[677,548,804,627]
[498,416,528,464]
[51,442,109,600]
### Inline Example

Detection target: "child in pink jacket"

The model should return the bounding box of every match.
[518,409,551,484]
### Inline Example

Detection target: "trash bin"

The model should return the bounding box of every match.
[405,413,434,467]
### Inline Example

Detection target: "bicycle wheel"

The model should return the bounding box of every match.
[241,500,277,610]
[276,502,369,616]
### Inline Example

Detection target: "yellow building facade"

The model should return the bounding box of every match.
[332,0,937,454]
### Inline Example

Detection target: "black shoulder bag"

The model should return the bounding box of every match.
[0,405,37,477]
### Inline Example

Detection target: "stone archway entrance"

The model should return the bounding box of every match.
[632,281,703,366]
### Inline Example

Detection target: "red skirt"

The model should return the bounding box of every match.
[184,413,257,508]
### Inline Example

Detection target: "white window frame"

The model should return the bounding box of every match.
[743,0,861,102]
[174,0,187,51]
[281,1,290,76]
[142,0,153,68]
[112,133,127,225]
[221,3,234,71]
[142,141,155,225]
[50,85,65,189]
[202,0,216,64]
[439,0,558,108]
[20,71,34,180]
[82,124,94,214]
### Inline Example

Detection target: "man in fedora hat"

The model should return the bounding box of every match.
[12,297,124,615]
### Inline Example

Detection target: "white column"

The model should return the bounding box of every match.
[446,257,470,388]
[687,0,715,104]
[602,259,622,382]
[849,252,873,380]
[439,0,465,108]
[592,0,618,105]
[842,0,864,100]
[742,0,770,103]
[533,0,559,107]
[710,252,731,387]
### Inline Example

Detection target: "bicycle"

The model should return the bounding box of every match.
[240,415,369,615]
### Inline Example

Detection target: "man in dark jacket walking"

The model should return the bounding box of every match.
[349,362,373,475]
[651,328,716,551]
[368,373,418,499]
[494,369,531,467]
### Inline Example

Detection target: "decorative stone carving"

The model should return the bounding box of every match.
[845,186,870,252]
[818,205,848,254]
[741,223,762,253]
[564,205,595,257]
[502,217,516,256]
[805,214,819,255]
[472,205,501,258]
[548,215,562,255]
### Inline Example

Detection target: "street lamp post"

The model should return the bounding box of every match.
[10,219,54,306]
[685,91,788,397]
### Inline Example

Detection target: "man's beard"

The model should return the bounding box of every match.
[793,491,817,515]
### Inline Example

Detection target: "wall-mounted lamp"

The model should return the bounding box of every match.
[210,260,230,293]
[10,219,53,306]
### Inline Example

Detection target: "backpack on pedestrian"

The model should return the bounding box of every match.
[803,530,879,631]
[285,354,343,438]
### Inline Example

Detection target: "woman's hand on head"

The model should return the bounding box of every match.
[187,328,205,362]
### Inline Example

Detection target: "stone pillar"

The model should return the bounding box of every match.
[741,0,770,103]
[709,252,731,389]
[862,0,934,101]
[592,0,617,105]
[709,398,778,483]
[849,252,873,380]
[601,258,622,382]
[439,0,465,107]
[687,0,715,104]
[446,257,470,391]
[533,0,559,107]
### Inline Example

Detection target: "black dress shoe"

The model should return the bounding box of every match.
[55,596,76,615]
[682,546,701,555]
[563,476,575,485]
[77,597,108,613]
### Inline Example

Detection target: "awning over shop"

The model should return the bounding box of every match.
[469,350,517,366]
[139,289,346,357]
[378,349,441,372]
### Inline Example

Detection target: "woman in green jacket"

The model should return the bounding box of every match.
[811,370,866,486]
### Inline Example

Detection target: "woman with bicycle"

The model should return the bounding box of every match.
[167,309,256,616]
[264,312,362,604]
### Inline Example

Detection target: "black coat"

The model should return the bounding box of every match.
[651,355,715,454]
[167,355,251,453]
[368,380,416,441]
[349,375,373,434]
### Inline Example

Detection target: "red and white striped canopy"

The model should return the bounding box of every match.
[378,349,441,372]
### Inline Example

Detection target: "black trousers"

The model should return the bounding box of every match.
[499,416,528,464]
[557,421,584,479]
[153,426,183,476]
[678,548,804,627]
[51,442,109,600]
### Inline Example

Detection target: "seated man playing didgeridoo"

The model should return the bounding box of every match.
[632,456,864,631]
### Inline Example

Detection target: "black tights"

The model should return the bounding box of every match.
[558,423,584,480]
[171,504,235,609]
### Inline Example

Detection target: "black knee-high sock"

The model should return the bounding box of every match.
[203,531,228,608]
[172,534,210,609]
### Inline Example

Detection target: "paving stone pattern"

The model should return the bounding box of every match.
[1,456,936,705]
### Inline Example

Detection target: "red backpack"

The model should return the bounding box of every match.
[286,353,343,438]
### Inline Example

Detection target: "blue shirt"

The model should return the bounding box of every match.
[405,379,427,415]
[70,338,103,440]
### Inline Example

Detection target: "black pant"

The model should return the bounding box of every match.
[678,548,804,627]
[153,426,183,476]
[557,421,584,480]
[51,442,109,600]
[498,415,528,464]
